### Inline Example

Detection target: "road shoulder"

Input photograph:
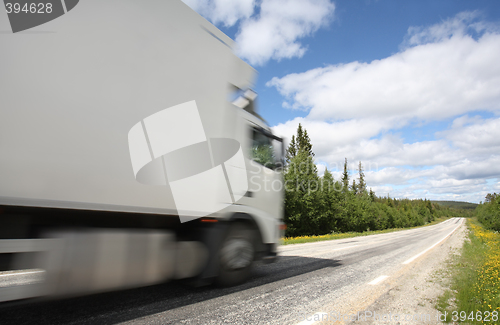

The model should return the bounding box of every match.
[349,221,467,325]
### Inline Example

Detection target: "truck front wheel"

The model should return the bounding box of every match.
[216,222,255,286]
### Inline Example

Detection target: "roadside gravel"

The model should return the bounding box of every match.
[348,221,467,325]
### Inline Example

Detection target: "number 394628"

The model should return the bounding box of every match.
[5,3,53,14]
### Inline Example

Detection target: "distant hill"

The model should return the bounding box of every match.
[431,200,478,210]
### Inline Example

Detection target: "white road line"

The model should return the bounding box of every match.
[297,312,329,325]
[0,270,45,277]
[368,275,389,285]
[403,218,463,265]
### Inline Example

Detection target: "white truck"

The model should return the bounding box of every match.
[0,0,284,302]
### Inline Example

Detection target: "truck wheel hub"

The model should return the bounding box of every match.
[221,238,253,270]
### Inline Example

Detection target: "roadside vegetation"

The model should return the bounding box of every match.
[476,193,500,231]
[283,215,452,245]
[281,124,473,239]
[437,196,500,323]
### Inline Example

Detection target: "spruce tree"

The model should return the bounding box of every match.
[300,129,314,157]
[357,161,367,195]
[322,168,334,192]
[342,158,349,192]
[351,179,358,195]
[283,123,319,236]
[386,194,393,207]
[369,188,375,202]
[295,123,314,157]
[318,168,339,233]
[296,124,304,151]
[285,135,297,166]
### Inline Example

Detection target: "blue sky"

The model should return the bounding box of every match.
[182,0,500,203]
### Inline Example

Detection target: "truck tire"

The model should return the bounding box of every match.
[216,222,255,287]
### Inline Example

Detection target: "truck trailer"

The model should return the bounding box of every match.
[0,0,284,302]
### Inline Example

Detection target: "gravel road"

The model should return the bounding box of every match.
[0,218,465,325]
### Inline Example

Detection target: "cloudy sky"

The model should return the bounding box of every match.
[182,0,500,203]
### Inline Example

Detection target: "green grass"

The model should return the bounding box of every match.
[437,290,454,314]
[436,218,500,323]
[282,216,452,245]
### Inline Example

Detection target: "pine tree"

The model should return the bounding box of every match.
[296,124,304,150]
[285,135,297,166]
[296,125,304,152]
[295,123,314,157]
[387,194,393,207]
[369,188,375,202]
[301,129,314,157]
[286,124,315,172]
[283,124,319,236]
[318,168,341,233]
[425,199,434,215]
[351,179,358,194]
[342,158,349,192]
[322,168,334,192]
[357,161,367,195]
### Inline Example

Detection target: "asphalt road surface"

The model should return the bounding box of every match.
[0,218,464,325]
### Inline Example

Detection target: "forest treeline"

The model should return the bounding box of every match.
[282,124,472,237]
[430,201,478,210]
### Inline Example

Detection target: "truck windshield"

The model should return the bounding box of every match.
[251,129,283,170]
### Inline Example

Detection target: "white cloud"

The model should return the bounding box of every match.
[365,165,496,203]
[235,0,335,65]
[438,156,500,181]
[272,117,458,169]
[403,11,482,47]
[272,117,395,158]
[442,116,500,153]
[182,0,256,27]
[268,12,500,121]
[316,163,326,177]
[182,0,335,66]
